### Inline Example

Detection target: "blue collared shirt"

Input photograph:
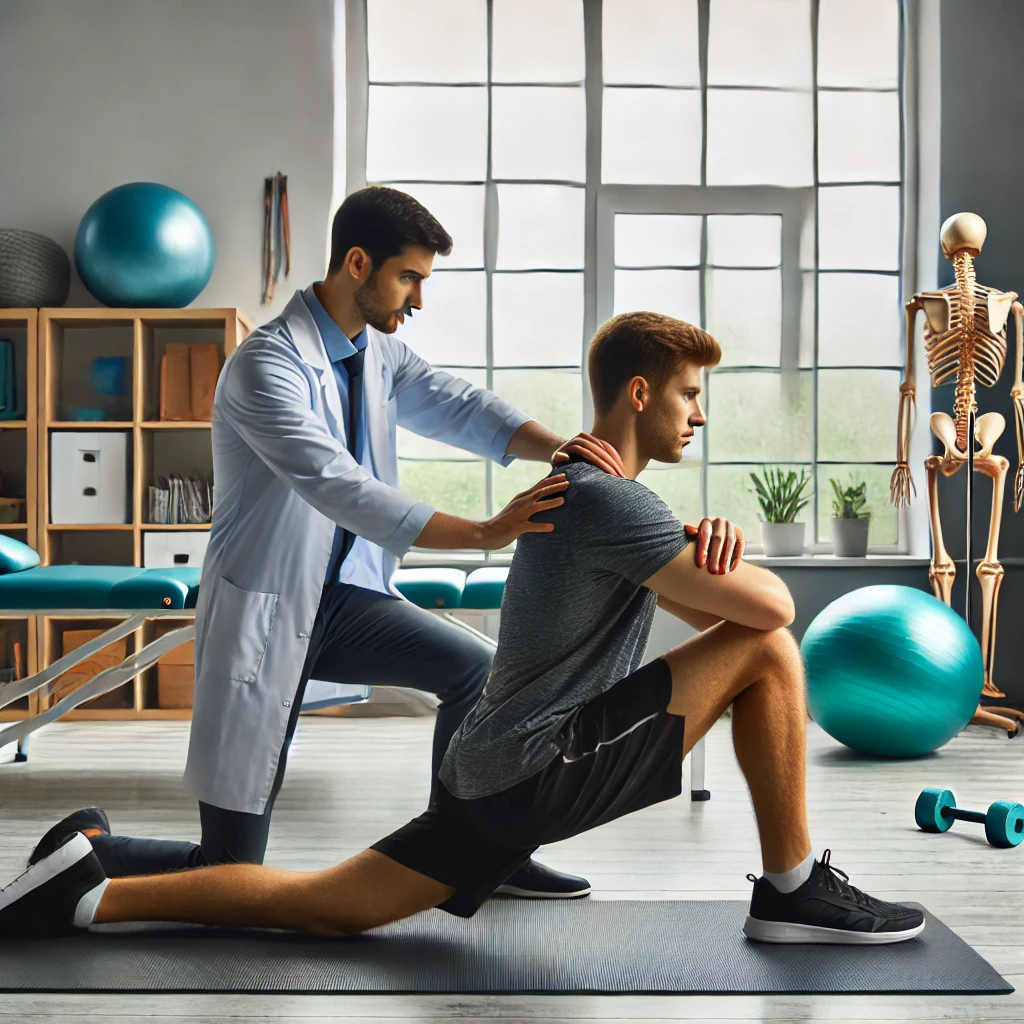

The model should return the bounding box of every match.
[302,284,371,587]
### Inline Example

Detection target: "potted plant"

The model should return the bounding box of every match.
[829,476,871,557]
[749,466,812,557]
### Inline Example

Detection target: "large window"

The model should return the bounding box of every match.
[348,0,905,553]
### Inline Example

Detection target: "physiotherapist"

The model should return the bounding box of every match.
[27,186,622,900]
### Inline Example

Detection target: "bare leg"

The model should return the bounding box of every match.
[94,848,454,937]
[663,622,811,874]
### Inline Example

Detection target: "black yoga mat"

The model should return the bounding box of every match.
[0,900,1012,995]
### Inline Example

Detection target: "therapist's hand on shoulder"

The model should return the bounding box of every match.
[552,432,627,478]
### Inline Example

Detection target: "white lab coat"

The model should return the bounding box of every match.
[183,291,530,813]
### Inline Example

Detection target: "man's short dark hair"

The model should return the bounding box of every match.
[588,311,721,416]
[328,186,453,273]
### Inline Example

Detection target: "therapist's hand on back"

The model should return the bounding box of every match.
[480,474,572,549]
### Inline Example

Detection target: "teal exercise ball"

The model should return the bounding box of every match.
[801,585,982,758]
[75,182,215,307]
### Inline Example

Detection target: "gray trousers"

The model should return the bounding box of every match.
[90,583,493,876]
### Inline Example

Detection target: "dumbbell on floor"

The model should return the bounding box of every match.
[915,788,1024,848]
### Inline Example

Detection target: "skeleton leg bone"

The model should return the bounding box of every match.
[925,455,957,605]
[970,453,1023,735]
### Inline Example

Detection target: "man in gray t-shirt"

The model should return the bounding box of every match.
[439,460,688,799]
[15,312,925,949]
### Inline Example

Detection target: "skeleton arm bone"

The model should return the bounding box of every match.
[1011,300,1024,512]
[890,299,920,508]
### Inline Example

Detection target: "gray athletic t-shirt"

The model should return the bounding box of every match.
[439,461,689,800]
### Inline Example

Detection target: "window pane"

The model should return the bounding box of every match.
[615,214,702,268]
[496,185,585,270]
[367,0,486,83]
[399,460,486,521]
[390,184,484,269]
[707,464,811,539]
[637,465,703,524]
[397,271,486,366]
[799,270,815,368]
[818,274,901,365]
[603,88,702,184]
[492,0,584,83]
[708,0,812,88]
[492,86,586,181]
[818,0,899,89]
[707,215,781,268]
[493,273,584,367]
[707,90,813,186]
[818,92,900,183]
[817,369,900,462]
[492,369,583,442]
[818,463,898,546]
[613,269,701,323]
[603,0,700,86]
[706,270,782,367]
[709,371,813,462]
[818,186,900,270]
[367,86,488,181]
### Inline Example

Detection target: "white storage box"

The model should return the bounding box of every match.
[50,432,129,524]
[144,531,210,569]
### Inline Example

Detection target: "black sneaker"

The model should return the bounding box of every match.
[495,859,592,900]
[1,832,108,938]
[743,849,925,944]
[27,807,110,867]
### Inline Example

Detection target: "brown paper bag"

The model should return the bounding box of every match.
[160,343,193,421]
[189,344,222,421]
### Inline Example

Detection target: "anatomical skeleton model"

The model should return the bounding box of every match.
[890,212,1024,737]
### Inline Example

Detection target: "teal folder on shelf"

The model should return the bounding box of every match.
[0,340,25,420]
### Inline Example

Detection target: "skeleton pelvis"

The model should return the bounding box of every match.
[930,410,1006,466]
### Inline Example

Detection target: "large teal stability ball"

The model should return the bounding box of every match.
[75,182,215,307]
[801,585,982,758]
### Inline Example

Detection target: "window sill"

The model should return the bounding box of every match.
[401,550,932,570]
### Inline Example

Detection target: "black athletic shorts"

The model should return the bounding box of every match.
[371,657,685,918]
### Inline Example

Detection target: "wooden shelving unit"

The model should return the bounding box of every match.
[0,305,255,724]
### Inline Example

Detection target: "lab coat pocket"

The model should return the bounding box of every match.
[202,577,279,683]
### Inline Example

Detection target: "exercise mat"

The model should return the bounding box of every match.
[0,900,1012,995]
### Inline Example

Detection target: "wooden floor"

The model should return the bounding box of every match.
[1,714,1022,1024]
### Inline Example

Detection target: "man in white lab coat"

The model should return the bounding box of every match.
[28,187,621,899]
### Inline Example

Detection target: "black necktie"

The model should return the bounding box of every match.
[325,348,365,586]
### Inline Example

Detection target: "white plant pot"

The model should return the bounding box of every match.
[831,516,869,557]
[760,522,805,557]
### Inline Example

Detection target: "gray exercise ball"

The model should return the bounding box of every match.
[0,229,71,307]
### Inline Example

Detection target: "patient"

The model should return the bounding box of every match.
[1,312,924,944]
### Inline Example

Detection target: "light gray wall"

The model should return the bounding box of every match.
[0,0,335,320]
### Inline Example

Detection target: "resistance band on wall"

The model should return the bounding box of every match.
[262,172,291,305]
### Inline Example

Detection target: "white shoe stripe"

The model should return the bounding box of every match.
[742,914,926,945]
[561,711,661,764]
[0,832,93,910]
[73,878,110,927]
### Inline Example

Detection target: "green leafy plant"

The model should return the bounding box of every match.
[829,476,871,520]
[749,466,812,524]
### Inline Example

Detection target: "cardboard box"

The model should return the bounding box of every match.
[144,530,209,569]
[53,628,130,709]
[157,664,194,709]
[50,432,129,524]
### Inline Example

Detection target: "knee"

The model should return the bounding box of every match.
[758,627,803,683]
[438,646,492,705]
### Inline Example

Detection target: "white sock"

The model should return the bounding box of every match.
[762,850,815,894]
[73,878,110,928]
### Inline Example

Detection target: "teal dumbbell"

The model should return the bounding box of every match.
[915,788,1024,848]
